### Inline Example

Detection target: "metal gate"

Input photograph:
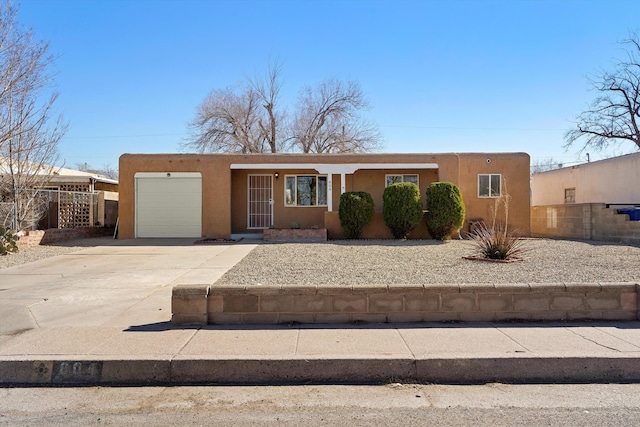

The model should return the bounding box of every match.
[248,175,273,229]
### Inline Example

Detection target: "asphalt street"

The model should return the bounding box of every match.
[2,384,640,426]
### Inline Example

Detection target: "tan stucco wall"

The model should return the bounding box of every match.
[456,153,531,234]
[350,168,440,210]
[531,152,640,206]
[118,152,530,239]
[231,168,330,232]
[325,211,431,239]
[119,154,234,239]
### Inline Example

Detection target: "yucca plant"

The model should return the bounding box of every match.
[468,180,527,261]
[470,224,525,260]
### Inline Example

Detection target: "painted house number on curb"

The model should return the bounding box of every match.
[30,361,104,383]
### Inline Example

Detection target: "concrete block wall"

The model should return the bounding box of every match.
[172,285,209,324]
[172,282,639,325]
[531,203,640,245]
[591,205,640,244]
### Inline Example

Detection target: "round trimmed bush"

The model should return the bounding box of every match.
[382,182,423,239]
[425,182,465,240]
[339,192,375,239]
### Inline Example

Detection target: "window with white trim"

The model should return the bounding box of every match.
[285,175,328,206]
[385,174,419,187]
[478,174,501,198]
[564,188,575,204]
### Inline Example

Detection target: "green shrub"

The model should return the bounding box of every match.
[382,182,423,239]
[425,182,466,240]
[0,226,19,255]
[339,192,375,239]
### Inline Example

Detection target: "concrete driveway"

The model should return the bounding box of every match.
[0,239,258,336]
[2,239,640,386]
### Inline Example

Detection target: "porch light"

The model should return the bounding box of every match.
[274,172,279,180]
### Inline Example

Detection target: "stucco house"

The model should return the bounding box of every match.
[39,166,119,229]
[117,152,531,240]
[531,152,640,207]
[0,160,119,230]
[531,152,640,244]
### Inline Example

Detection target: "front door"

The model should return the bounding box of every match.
[248,174,273,229]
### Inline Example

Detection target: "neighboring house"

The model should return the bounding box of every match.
[0,160,119,229]
[530,152,640,244]
[118,152,530,239]
[531,152,640,206]
[40,166,119,229]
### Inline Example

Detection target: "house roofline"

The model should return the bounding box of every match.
[49,175,118,185]
[230,163,439,175]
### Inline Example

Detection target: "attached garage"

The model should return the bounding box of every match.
[117,153,532,239]
[135,172,202,238]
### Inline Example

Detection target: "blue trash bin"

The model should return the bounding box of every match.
[618,207,640,221]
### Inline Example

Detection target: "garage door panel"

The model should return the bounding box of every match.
[135,173,202,238]
[149,180,200,193]
[137,211,200,223]
[136,225,201,238]
[138,195,200,208]
[137,212,200,224]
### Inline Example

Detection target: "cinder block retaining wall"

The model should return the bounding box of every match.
[531,203,640,245]
[17,227,108,247]
[172,283,639,325]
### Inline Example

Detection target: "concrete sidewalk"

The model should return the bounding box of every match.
[1,240,639,385]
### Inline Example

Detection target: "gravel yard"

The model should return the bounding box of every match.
[218,238,640,285]
[3,237,639,285]
[0,237,117,270]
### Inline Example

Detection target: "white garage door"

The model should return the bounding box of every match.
[135,172,202,238]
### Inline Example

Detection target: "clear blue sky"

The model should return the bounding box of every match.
[16,0,640,171]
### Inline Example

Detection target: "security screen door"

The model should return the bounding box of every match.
[248,175,273,228]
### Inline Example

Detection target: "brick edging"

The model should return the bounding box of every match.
[172,283,639,325]
[17,227,109,247]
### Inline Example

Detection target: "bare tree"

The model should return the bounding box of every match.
[75,162,119,180]
[186,61,283,153]
[186,86,264,153]
[250,60,285,153]
[564,31,640,152]
[0,1,67,230]
[530,157,564,175]
[290,78,383,153]
[185,63,384,154]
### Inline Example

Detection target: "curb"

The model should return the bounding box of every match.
[2,356,640,386]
